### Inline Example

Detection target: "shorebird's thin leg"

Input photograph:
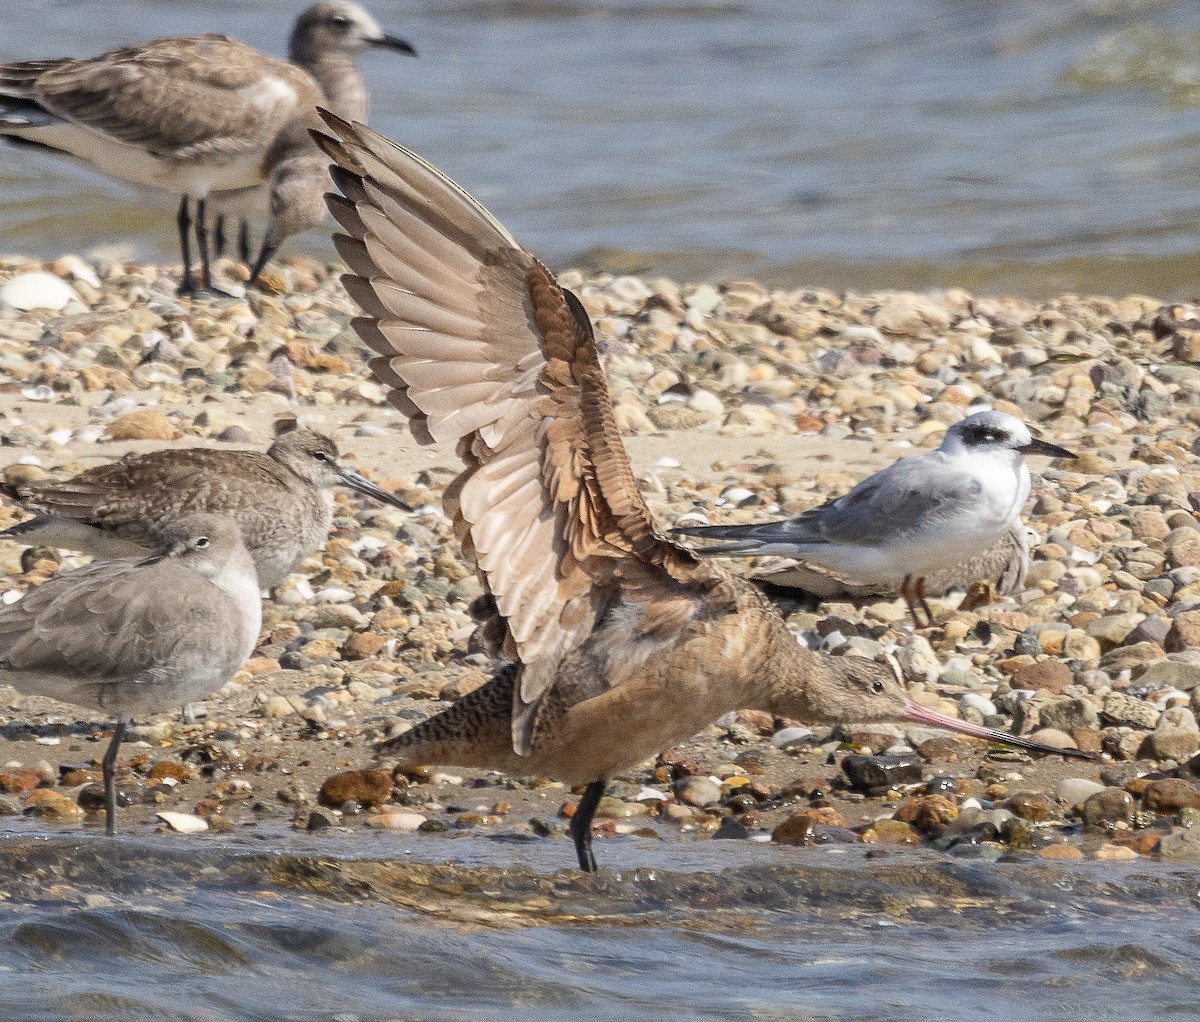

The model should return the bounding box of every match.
[102,719,127,836]
[213,214,227,261]
[570,780,605,873]
[900,574,923,628]
[238,219,253,266]
[176,197,195,296]
[195,197,215,292]
[914,575,935,628]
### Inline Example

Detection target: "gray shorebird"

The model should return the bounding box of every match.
[1,429,408,588]
[314,115,1091,872]
[751,522,1033,602]
[0,514,261,833]
[0,0,415,295]
[674,411,1071,627]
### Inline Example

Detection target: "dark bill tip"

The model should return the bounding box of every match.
[1019,437,1076,460]
[372,35,417,56]
[904,698,1096,761]
[338,468,412,510]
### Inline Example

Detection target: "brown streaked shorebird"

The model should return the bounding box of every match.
[674,411,1072,628]
[0,429,408,588]
[0,0,415,295]
[313,115,1092,872]
[0,514,261,834]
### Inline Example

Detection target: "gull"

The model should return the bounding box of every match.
[674,410,1072,627]
[1,429,409,588]
[314,115,1092,872]
[0,514,261,834]
[0,0,415,295]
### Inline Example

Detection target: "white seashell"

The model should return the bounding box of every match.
[1,272,79,311]
[156,811,209,834]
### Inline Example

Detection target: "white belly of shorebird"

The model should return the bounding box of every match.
[5,122,268,194]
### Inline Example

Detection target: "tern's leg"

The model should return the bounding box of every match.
[102,719,128,836]
[915,575,935,628]
[570,780,605,873]
[213,214,227,260]
[176,197,195,296]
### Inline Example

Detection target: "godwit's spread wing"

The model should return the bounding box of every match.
[316,114,700,753]
[0,35,316,160]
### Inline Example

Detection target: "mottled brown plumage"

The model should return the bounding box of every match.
[317,115,1092,870]
[2,429,407,588]
[0,1,414,291]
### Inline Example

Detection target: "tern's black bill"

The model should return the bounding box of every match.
[1019,437,1075,459]
[372,35,417,55]
[339,469,412,510]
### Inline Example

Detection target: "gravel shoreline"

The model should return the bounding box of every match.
[0,253,1199,865]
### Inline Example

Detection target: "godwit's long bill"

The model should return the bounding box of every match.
[314,114,1092,871]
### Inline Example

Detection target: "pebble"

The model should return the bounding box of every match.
[318,769,393,809]
[674,776,722,808]
[0,272,78,311]
[155,811,209,834]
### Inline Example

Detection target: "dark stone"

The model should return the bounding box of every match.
[1081,788,1135,829]
[924,776,958,796]
[772,814,818,846]
[841,754,923,793]
[1144,779,1200,813]
[712,818,750,840]
[305,808,339,831]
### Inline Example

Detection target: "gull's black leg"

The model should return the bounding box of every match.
[176,197,195,296]
[570,780,605,873]
[238,219,253,266]
[213,214,227,260]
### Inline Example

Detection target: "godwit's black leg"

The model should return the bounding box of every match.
[213,214,227,260]
[238,219,253,266]
[570,780,605,873]
[915,575,935,628]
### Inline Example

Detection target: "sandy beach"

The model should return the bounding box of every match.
[0,252,1197,865]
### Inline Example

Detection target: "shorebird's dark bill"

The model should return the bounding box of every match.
[1019,437,1075,459]
[904,698,1095,760]
[374,35,417,55]
[339,468,412,510]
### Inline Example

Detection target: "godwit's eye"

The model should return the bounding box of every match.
[313,451,330,462]
[195,536,210,549]
[871,680,885,694]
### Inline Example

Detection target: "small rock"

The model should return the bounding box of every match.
[107,409,179,441]
[1081,788,1135,829]
[1010,661,1074,694]
[673,776,722,808]
[318,769,393,808]
[366,811,426,832]
[156,811,208,833]
[771,814,818,846]
[1143,778,1200,813]
[841,754,923,793]
[1144,706,1200,761]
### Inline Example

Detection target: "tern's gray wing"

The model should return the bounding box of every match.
[0,556,228,680]
[675,453,981,555]
[814,453,982,547]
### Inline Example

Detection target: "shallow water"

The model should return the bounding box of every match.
[4,0,1200,295]
[0,827,1199,1021]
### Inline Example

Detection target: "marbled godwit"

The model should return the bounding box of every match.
[314,115,1090,871]
[0,1,414,294]
[675,411,1071,627]
[1,429,408,588]
[0,515,260,833]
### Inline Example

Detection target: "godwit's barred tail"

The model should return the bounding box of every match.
[315,115,1094,871]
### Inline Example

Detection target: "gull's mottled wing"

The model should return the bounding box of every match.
[0,36,317,159]
[314,113,701,754]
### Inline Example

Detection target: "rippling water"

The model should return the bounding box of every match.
[0,829,1199,1021]
[4,0,1200,295]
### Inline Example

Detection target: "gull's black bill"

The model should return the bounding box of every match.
[373,35,417,55]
